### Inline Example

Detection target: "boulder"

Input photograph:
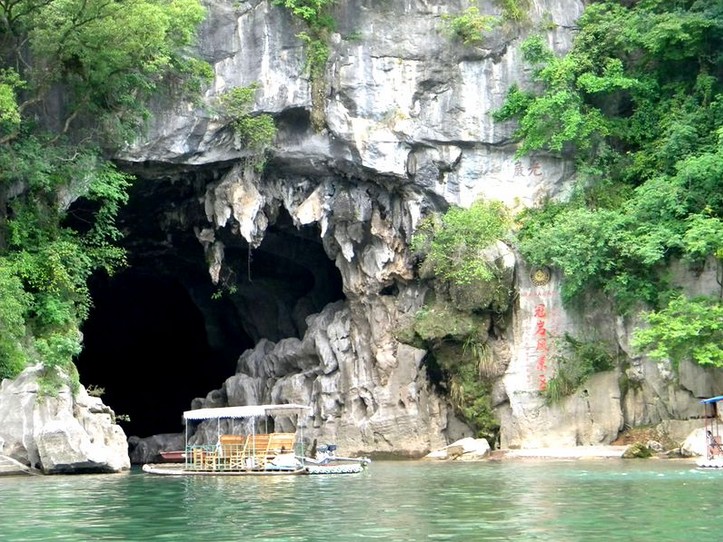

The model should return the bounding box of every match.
[622,442,653,459]
[0,365,130,474]
[425,437,491,460]
[681,428,708,458]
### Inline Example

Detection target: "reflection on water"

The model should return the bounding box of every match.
[0,460,721,541]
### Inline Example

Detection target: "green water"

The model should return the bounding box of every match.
[1,460,721,541]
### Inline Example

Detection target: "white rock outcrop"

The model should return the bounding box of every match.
[425,437,491,460]
[110,0,720,455]
[0,365,130,474]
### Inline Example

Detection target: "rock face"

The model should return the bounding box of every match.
[129,433,186,465]
[0,365,130,474]
[106,0,720,455]
[425,437,491,460]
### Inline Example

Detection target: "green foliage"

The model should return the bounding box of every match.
[543,333,617,404]
[632,296,723,369]
[0,262,32,378]
[494,0,530,22]
[12,0,209,145]
[0,70,24,132]
[441,7,497,45]
[218,84,277,155]
[297,32,330,80]
[411,199,511,285]
[400,295,501,442]
[0,0,207,384]
[171,57,216,102]
[499,1,723,316]
[405,302,500,442]
[37,363,80,398]
[682,214,723,262]
[273,0,335,30]
[433,343,499,443]
[463,337,496,379]
[0,139,132,381]
[412,303,488,343]
[493,34,614,158]
[273,0,334,130]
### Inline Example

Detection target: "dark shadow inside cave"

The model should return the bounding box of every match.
[77,271,243,438]
[75,169,345,439]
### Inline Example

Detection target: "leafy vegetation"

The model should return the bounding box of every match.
[442,7,497,45]
[494,0,530,23]
[543,333,617,404]
[495,1,723,344]
[407,199,513,441]
[632,296,723,369]
[427,341,500,444]
[0,0,209,385]
[273,0,335,130]
[274,0,335,30]
[411,199,511,285]
[218,84,277,166]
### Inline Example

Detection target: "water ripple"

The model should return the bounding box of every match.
[0,460,721,541]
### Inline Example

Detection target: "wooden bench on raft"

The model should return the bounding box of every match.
[190,446,219,471]
[217,433,297,470]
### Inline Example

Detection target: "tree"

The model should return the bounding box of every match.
[0,0,210,383]
[497,1,722,320]
[411,199,511,285]
[632,296,723,369]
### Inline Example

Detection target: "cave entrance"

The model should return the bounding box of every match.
[77,270,243,438]
[75,169,345,439]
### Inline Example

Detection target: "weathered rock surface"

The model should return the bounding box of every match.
[425,437,491,460]
[128,433,186,465]
[190,298,455,456]
[106,0,721,455]
[0,365,130,474]
[114,0,587,455]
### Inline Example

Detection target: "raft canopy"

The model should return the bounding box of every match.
[183,404,312,421]
[701,396,723,404]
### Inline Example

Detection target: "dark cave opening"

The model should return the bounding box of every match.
[75,170,346,439]
[77,270,249,438]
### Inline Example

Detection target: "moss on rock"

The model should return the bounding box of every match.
[622,442,653,459]
[412,302,490,344]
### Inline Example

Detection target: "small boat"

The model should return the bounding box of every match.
[696,395,723,468]
[159,450,186,463]
[142,404,370,476]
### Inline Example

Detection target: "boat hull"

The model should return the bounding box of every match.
[142,462,366,476]
[142,463,309,476]
[696,457,723,468]
[159,451,186,463]
[306,464,364,474]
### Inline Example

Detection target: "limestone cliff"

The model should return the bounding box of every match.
[115,0,719,455]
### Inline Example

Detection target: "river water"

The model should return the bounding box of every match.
[1,459,720,541]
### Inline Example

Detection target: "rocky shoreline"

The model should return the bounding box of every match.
[496,446,629,459]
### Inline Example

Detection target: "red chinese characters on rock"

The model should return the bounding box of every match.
[534,303,548,391]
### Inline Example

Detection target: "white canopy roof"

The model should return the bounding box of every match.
[183,404,312,421]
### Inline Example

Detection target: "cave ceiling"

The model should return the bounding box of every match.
[75,160,344,438]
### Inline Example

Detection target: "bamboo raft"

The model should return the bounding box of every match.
[142,462,364,476]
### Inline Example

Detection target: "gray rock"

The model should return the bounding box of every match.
[0,365,130,474]
[103,0,720,455]
[128,433,185,464]
[425,437,491,460]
